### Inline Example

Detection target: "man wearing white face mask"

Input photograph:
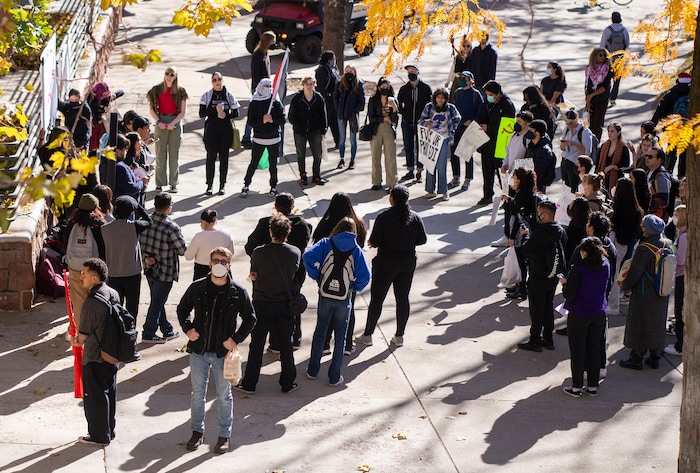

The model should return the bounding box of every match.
[177,247,256,454]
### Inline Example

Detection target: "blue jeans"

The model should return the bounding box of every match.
[425,140,450,194]
[337,118,357,161]
[308,296,351,384]
[142,277,174,339]
[189,352,233,438]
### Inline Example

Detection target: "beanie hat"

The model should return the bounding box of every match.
[643,214,665,235]
[78,193,98,212]
[114,195,138,219]
[678,72,691,84]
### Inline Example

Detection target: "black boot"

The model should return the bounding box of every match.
[620,353,644,370]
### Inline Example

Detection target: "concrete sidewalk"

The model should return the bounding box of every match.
[0,0,683,471]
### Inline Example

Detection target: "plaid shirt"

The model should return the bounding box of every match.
[139,212,186,282]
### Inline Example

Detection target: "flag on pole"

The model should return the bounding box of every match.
[268,48,290,114]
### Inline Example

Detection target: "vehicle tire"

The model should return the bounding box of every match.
[246,29,260,55]
[295,35,322,64]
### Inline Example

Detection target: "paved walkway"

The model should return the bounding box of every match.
[0,0,684,471]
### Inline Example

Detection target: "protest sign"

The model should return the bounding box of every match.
[454,121,490,160]
[495,117,516,158]
[417,125,445,175]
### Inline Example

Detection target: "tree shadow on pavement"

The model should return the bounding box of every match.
[0,443,96,473]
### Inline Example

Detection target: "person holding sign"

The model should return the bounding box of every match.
[450,71,484,191]
[477,80,516,205]
[419,88,461,201]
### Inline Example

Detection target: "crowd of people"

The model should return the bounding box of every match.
[60,10,689,451]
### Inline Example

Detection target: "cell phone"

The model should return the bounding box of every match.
[556,273,566,280]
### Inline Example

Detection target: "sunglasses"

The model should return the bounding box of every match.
[165,72,176,77]
[644,154,658,159]
[212,77,222,82]
[211,258,230,265]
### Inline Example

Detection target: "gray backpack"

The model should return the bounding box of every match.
[65,225,98,271]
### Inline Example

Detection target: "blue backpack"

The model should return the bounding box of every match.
[672,95,689,118]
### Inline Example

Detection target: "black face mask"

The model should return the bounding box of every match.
[408,73,418,82]
[345,73,355,81]
[513,123,522,133]
[380,89,391,96]
[524,130,535,140]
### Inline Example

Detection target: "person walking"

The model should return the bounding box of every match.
[70,258,120,446]
[313,192,367,355]
[139,192,186,343]
[333,65,365,170]
[303,218,371,387]
[560,237,610,397]
[584,48,613,140]
[147,67,188,193]
[357,185,427,347]
[450,71,483,190]
[396,64,432,182]
[599,11,630,107]
[367,77,399,191]
[184,209,235,281]
[477,80,515,205]
[242,78,286,198]
[200,72,240,195]
[177,247,256,454]
[315,51,341,148]
[234,215,300,394]
[242,31,275,147]
[419,88,461,201]
[288,76,328,186]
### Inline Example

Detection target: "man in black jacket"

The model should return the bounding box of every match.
[651,72,691,176]
[177,247,256,455]
[58,89,92,149]
[524,119,556,194]
[518,200,567,352]
[396,64,432,182]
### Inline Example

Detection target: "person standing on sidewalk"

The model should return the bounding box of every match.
[177,247,256,454]
[242,31,275,147]
[357,185,427,348]
[397,64,432,183]
[288,76,328,186]
[450,71,483,191]
[303,217,371,387]
[147,66,188,193]
[367,77,399,191]
[139,192,186,343]
[184,209,235,281]
[333,65,365,170]
[470,33,498,92]
[665,205,686,357]
[242,78,286,198]
[315,51,341,148]
[199,71,240,196]
[234,215,300,394]
[599,11,630,107]
[71,258,119,446]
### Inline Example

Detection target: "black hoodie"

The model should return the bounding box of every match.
[521,221,567,278]
[525,135,556,190]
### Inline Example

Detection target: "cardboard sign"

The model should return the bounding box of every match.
[417,125,445,175]
[454,121,490,160]
[495,117,516,159]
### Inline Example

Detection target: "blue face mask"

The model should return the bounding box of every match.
[546,68,552,75]
[486,94,495,103]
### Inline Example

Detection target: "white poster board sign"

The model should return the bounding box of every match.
[417,125,445,175]
[40,34,58,132]
[454,121,490,160]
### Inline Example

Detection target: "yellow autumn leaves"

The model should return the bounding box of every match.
[172,0,253,38]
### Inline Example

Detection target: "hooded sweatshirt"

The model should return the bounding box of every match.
[521,221,567,278]
[303,231,371,294]
[563,258,610,317]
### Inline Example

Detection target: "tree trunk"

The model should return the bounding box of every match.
[678,4,700,471]
[322,0,347,71]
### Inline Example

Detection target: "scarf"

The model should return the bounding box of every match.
[597,139,624,190]
[585,63,609,89]
[252,78,273,101]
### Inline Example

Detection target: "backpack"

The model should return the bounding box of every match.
[319,239,355,300]
[672,95,689,118]
[94,292,138,364]
[65,224,98,271]
[606,26,627,52]
[650,167,680,219]
[36,248,65,298]
[639,242,676,297]
[577,126,600,165]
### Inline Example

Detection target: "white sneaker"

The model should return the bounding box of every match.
[423,192,437,199]
[355,334,373,346]
[664,344,682,356]
[441,193,450,201]
[391,335,404,347]
[491,235,509,247]
[599,368,607,379]
[329,375,344,387]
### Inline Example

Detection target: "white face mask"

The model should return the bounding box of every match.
[211,264,228,278]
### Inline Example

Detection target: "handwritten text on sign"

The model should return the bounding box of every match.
[417,125,445,175]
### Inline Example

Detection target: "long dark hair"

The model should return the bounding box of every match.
[568,197,591,226]
[548,61,568,90]
[390,185,413,226]
[69,207,106,228]
[91,185,113,216]
[612,177,643,230]
[630,169,651,212]
[330,217,357,238]
[514,167,537,194]
[318,192,367,246]
[578,236,606,267]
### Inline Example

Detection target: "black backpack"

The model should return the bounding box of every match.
[94,292,138,364]
[319,239,355,300]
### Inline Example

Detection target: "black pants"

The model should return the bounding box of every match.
[365,255,417,337]
[561,159,580,193]
[527,276,558,344]
[450,126,474,180]
[325,291,356,351]
[588,101,607,141]
[514,246,528,294]
[83,361,117,444]
[107,274,141,323]
[674,275,685,352]
[241,300,296,391]
[294,131,323,178]
[244,142,279,188]
[567,313,606,389]
[193,263,210,281]
[481,147,502,200]
[324,98,339,147]
[204,128,232,189]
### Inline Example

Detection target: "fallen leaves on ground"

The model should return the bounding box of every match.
[392,432,407,440]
